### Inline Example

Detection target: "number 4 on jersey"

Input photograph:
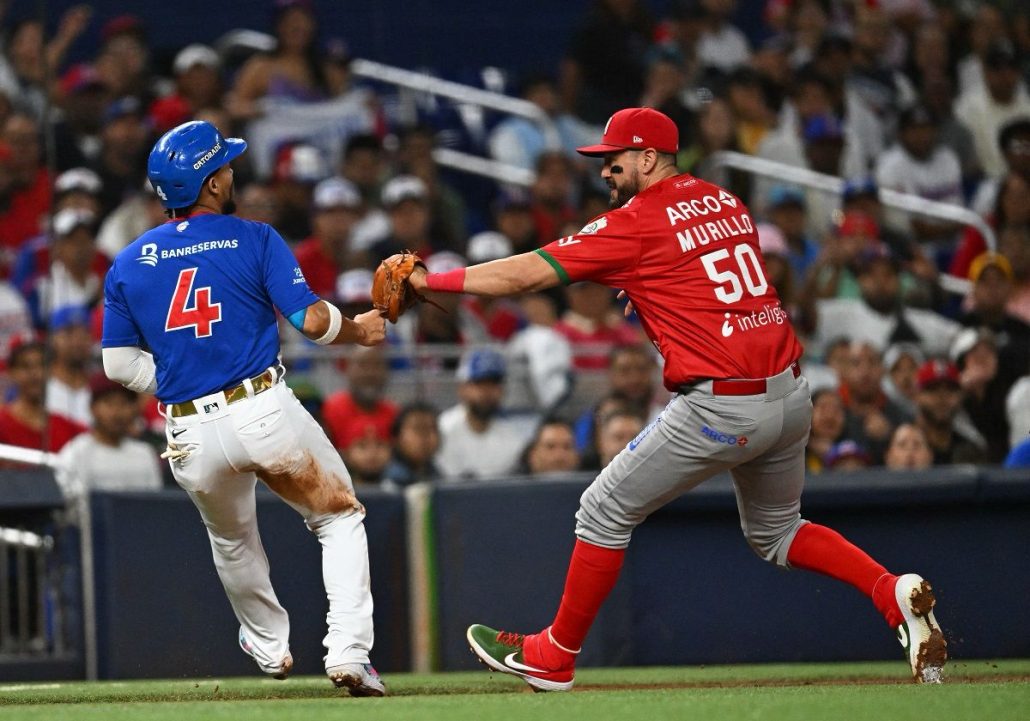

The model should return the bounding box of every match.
[165,268,222,338]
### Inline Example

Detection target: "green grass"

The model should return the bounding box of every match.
[1,660,1027,721]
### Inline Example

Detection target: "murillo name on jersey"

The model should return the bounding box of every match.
[533,173,802,390]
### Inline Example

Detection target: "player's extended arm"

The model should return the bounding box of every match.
[102,346,158,394]
[292,300,386,347]
[410,251,560,298]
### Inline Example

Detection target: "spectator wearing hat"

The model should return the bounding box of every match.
[806,388,847,473]
[396,126,468,252]
[839,341,913,464]
[294,178,363,297]
[52,64,109,171]
[914,359,986,465]
[462,232,525,342]
[24,208,106,326]
[371,175,440,261]
[436,347,538,481]
[95,179,167,260]
[321,346,398,455]
[0,113,51,268]
[57,375,162,494]
[951,328,1013,463]
[763,186,818,279]
[884,423,933,471]
[0,275,30,377]
[94,14,152,102]
[492,188,538,254]
[271,142,330,241]
[806,211,881,301]
[875,105,963,252]
[955,41,1030,178]
[12,167,104,292]
[839,177,937,291]
[812,242,961,359]
[148,44,224,136]
[0,339,86,455]
[92,97,149,217]
[960,252,1030,374]
[338,420,394,488]
[383,402,441,486]
[823,440,872,473]
[882,342,925,419]
[46,305,96,427]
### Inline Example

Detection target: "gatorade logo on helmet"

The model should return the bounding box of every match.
[192,142,222,170]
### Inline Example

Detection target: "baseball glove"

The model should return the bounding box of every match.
[372,251,429,323]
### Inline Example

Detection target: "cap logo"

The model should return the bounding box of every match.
[604,115,614,135]
[192,141,222,170]
[633,135,643,143]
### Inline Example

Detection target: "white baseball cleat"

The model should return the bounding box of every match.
[327,662,387,697]
[894,574,947,683]
[238,627,293,680]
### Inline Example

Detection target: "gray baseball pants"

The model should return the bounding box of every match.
[577,366,812,567]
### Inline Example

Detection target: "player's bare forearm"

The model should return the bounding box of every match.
[413,252,560,298]
[301,301,385,346]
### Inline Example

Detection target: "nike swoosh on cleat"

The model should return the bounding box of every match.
[170,428,187,438]
[504,653,548,674]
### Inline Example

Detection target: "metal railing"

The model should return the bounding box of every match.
[708,151,991,296]
[0,526,55,657]
[350,58,551,186]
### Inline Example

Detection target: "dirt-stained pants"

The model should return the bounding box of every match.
[164,377,373,672]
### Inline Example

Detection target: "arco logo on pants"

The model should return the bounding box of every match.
[701,425,748,446]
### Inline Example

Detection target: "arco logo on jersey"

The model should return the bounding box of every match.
[664,190,754,253]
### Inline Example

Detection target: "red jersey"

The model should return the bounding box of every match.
[294,237,340,298]
[321,392,398,451]
[0,406,86,452]
[536,174,803,390]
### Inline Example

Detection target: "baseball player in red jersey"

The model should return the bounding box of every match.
[405,108,947,688]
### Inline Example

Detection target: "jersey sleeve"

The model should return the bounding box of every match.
[534,209,640,285]
[261,224,319,316]
[101,262,142,348]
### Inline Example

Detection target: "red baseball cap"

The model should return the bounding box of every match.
[916,359,960,390]
[577,107,679,157]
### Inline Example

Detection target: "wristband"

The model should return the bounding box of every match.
[314,300,343,345]
[425,267,466,293]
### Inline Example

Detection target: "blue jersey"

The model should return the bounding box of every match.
[102,213,318,404]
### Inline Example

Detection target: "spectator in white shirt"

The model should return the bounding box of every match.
[436,347,537,481]
[696,0,750,74]
[57,375,163,495]
[955,42,1030,178]
[875,104,963,250]
[46,305,94,427]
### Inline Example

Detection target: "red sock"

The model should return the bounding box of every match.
[548,539,626,653]
[787,523,902,627]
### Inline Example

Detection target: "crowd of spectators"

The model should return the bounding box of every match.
[1,0,1029,494]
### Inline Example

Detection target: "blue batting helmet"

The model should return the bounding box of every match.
[147,121,247,209]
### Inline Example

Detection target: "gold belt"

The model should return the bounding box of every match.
[168,365,283,418]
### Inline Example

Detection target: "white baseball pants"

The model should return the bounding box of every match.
[163,377,374,672]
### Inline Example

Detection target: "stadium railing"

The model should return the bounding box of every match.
[709,150,995,296]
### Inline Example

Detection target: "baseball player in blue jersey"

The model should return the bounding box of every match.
[102,121,387,696]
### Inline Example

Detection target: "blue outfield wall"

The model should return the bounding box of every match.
[2,466,1027,680]
[431,468,1030,671]
[89,487,409,679]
